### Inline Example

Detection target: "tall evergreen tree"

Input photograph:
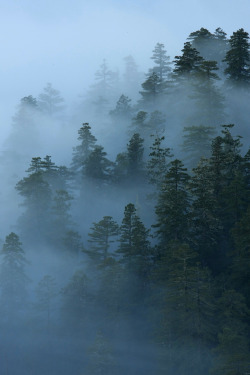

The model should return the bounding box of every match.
[84,145,114,184]
[224,28,250,88]
[173,42,203,78]
[16,171,52,241]
[88,216,119,262]
[71,123,97,174]
[139,72,161,107]
[148,42,171,84]
[155,159,190,244]
[127,133,144,179]
[147,135,172,190]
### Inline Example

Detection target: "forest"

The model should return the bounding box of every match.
[0,27,250,375]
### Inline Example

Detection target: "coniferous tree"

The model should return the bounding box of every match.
[88,216,119,263]
[189,60,225,126]
[155,159,190,245]
[84,145,114,185]
[224,28,250,88]
[147,135,172,190]
[173,42,203,78]
[50,189,74,246]
[148,43,171,84]
[139,72,161,108]
[16,171,52,241]
[127,133,144,179]
[71,123,97,174]
[188,158,222,270]
[109,94,132,120]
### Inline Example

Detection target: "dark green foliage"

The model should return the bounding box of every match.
[224,28,250,87]
[117,204,151,276]
[173,42,203,77]
[155,159,190,244]
[231,208,250,304]
[213,290,250,375]
[188,158,222,269]
[84,145,114,183]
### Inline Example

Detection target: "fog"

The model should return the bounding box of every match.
[0,1,250,375]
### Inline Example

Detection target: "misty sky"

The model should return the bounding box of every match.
[0,0,249,138]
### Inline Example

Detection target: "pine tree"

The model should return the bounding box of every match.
[224,28,250,88]
[173,42,203,78]
[16,171,52,241]
[149,42,171,83]
[109,94,132,120]
[50,189,74,246]
[188,158,222,270]
[189,60,225,126]
[71,123,97,174]
[88,216,119,262]
[147,135,172,190]
[127,133,144,179]
[84,145,114,184]
[117,203,151,280]
[158,243,215,375]
[139,72,161,107]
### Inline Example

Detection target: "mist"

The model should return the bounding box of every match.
[0,1,250,375]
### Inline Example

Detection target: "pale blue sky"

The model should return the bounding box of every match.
[0,0,249,132]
